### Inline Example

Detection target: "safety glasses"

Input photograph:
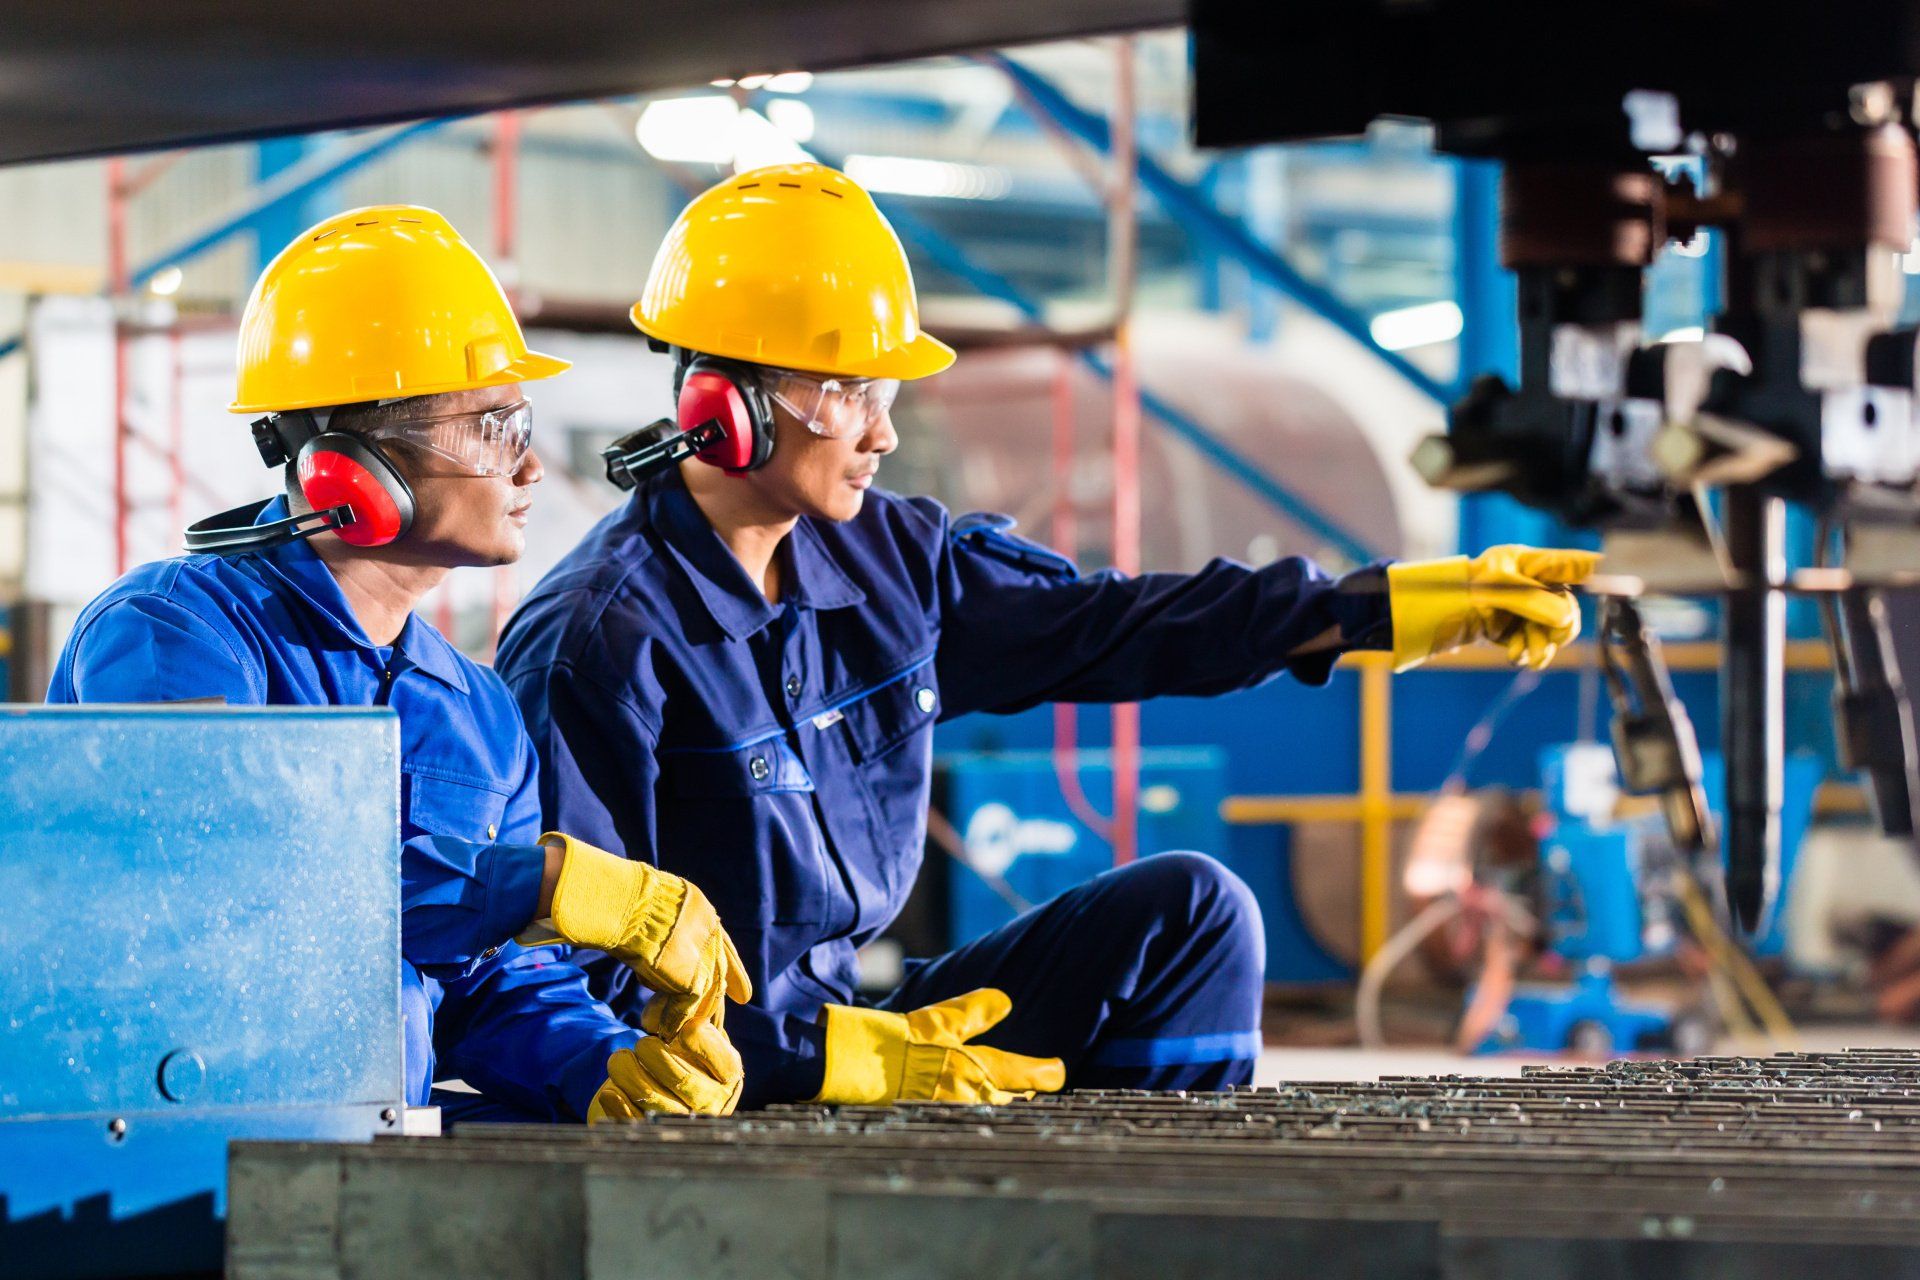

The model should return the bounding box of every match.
[762,369,901,440]
[371,398,535,477]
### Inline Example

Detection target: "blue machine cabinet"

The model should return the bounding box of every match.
[0,706,406,1279]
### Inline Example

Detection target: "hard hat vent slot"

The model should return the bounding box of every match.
[737,182,761,190]
[355,220,378,227]
[778,182,800,189]
[820,189,842,198]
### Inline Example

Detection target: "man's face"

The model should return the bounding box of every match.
[372,385,544,568]
[742,387,900,523]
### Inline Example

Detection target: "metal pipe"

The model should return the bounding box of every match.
[490,111,524,656]
[1108,36,1140,867]
[106,158,129,577]
[1358,653,1394,961]
[1722,488,1785,933]
[169,330,185,545]
[1049,355,1115,842]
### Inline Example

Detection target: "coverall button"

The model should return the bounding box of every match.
[486,823,497,839]
[915,686,936,714]
[481,946,501,960]
[785,674,803,699]
[749,755,770,781]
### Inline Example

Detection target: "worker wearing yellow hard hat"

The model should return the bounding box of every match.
[50,205,748,1124]
[498,161,1596,1112]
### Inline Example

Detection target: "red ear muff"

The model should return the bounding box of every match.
[678,358,776,474]
[296,433,416,547]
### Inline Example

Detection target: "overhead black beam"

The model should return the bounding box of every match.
[0,1,1180,166]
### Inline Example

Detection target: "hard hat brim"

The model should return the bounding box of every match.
[228,348,573,414]
[632,307,956,382]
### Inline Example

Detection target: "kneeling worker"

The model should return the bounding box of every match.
[498,164,1598,1109]
[49,207,746,1122]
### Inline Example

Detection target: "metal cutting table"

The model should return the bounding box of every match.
[231,1048,1920,1278]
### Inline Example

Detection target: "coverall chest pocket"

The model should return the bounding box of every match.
[659,739,836,929]
[403,770,512,843]
[840,671,939,765]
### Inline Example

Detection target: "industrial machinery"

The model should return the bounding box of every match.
[230,1049,1920,1279]
[1193,0,1920,935]
[0,706,408,1279]
[1465,743,1820,1057]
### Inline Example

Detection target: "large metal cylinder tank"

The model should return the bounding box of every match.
[894,311,1443,571]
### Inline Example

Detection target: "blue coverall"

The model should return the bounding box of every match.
[47,496,638,1120]
[498,472,1392,1108]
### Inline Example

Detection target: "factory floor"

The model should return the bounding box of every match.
[1254,1022,1920,1085]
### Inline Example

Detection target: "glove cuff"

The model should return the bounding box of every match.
[1386,555,1472,672]
[813,1003,908,1105]
[532,832,681,966]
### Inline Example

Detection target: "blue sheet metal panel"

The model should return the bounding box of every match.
[0,1104,391,1278]
[0,706,404,1278]
[0,706,404,1119]
[940,748,1227,946]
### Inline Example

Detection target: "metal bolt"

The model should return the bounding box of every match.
[108,1118,127,1142]
[381,1108,399,1125]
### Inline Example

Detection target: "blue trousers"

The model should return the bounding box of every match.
[882,851,1266,1091]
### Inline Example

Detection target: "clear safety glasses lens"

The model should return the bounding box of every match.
[766,372,900,440]
[378,399,534,476]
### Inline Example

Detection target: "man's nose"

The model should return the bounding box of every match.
[514,446,546,485]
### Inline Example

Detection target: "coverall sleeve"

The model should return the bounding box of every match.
[57,595,262,704]
[431,943,641,1121]
[427,721,640,1120]
[929,508,1395,720]
[398,751,548,980]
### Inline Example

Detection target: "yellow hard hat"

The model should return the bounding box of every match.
[632,163,954,381]
[231,204,570,414]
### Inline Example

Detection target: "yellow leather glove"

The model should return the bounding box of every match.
[1387,545,1601,672]
[587,1023,744,1122]
[518,832,751,1038]
[813,988,1066,1106]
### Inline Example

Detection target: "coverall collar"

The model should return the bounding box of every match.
[247,495,472,693]
[648,473,866,642]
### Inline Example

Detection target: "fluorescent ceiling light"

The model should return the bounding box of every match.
[147,265,183,297]
[636,97,808,170]
[1369,300,1462,351]
[636,96,739,164]
[764,71,814,94]
[766,98,815,143]
[842,154,1011,200]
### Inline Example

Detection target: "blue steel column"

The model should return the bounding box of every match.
[1241,148,1287,345]
[252,137,329,274]
[1451,156,1565,552]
